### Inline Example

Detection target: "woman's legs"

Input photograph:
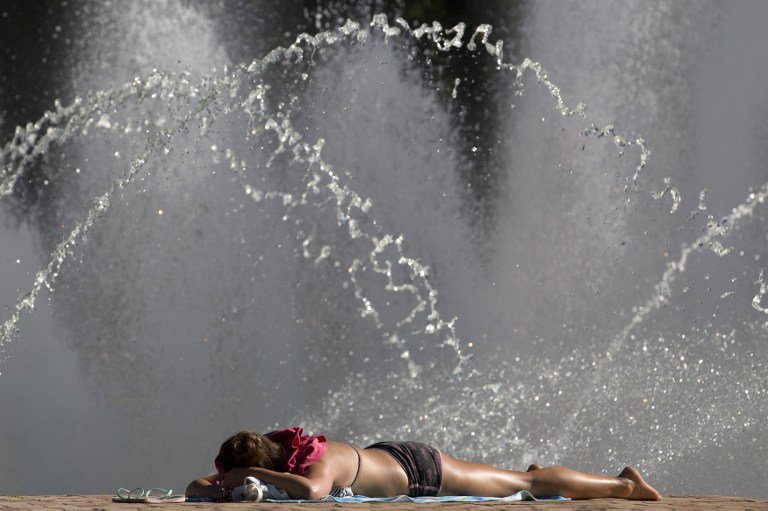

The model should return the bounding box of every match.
[438,453,661,500]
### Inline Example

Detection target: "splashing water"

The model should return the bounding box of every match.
[0,16,622,358]
[1,9,767,498]
[0,16,652,363]
[753,268,768,315]
[652,176,682,214]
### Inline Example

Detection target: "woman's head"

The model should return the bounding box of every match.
[215,431,285,473]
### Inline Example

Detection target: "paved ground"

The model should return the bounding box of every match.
[0,496,766,511]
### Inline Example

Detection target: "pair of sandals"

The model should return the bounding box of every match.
[113,487,186,503]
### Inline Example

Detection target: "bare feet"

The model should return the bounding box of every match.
[619,467,662,501]
[526,464,542,472]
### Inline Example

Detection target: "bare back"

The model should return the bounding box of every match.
[305,441,409,497]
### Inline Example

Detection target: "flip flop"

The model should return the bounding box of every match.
[113,487,186,503]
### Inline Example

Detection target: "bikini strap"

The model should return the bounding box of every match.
[349,446,362,487]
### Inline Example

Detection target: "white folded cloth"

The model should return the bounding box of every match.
[329,486,354,497]
[231,476,291,501]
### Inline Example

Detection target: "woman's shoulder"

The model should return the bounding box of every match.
[266,426,329,475]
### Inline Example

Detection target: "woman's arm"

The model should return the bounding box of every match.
[224,464,334,500]
[185,473,223,499]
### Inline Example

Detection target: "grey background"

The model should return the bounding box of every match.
[1,0,766,498]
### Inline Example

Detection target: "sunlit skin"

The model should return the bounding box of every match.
[186,438,661,501]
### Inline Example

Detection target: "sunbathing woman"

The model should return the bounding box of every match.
[186,426,661,501]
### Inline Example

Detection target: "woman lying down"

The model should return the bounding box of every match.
[186,427,661,501]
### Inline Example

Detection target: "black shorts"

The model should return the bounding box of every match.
[365,441,442,497]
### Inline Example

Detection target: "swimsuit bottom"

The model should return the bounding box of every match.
[365,441,442,497]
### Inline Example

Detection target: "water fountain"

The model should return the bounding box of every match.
[0,0,766,498]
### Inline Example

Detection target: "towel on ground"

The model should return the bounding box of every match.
[267,492,568,503]
[230,477,567,503]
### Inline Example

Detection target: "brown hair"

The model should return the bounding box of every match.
[216,431,285,472]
